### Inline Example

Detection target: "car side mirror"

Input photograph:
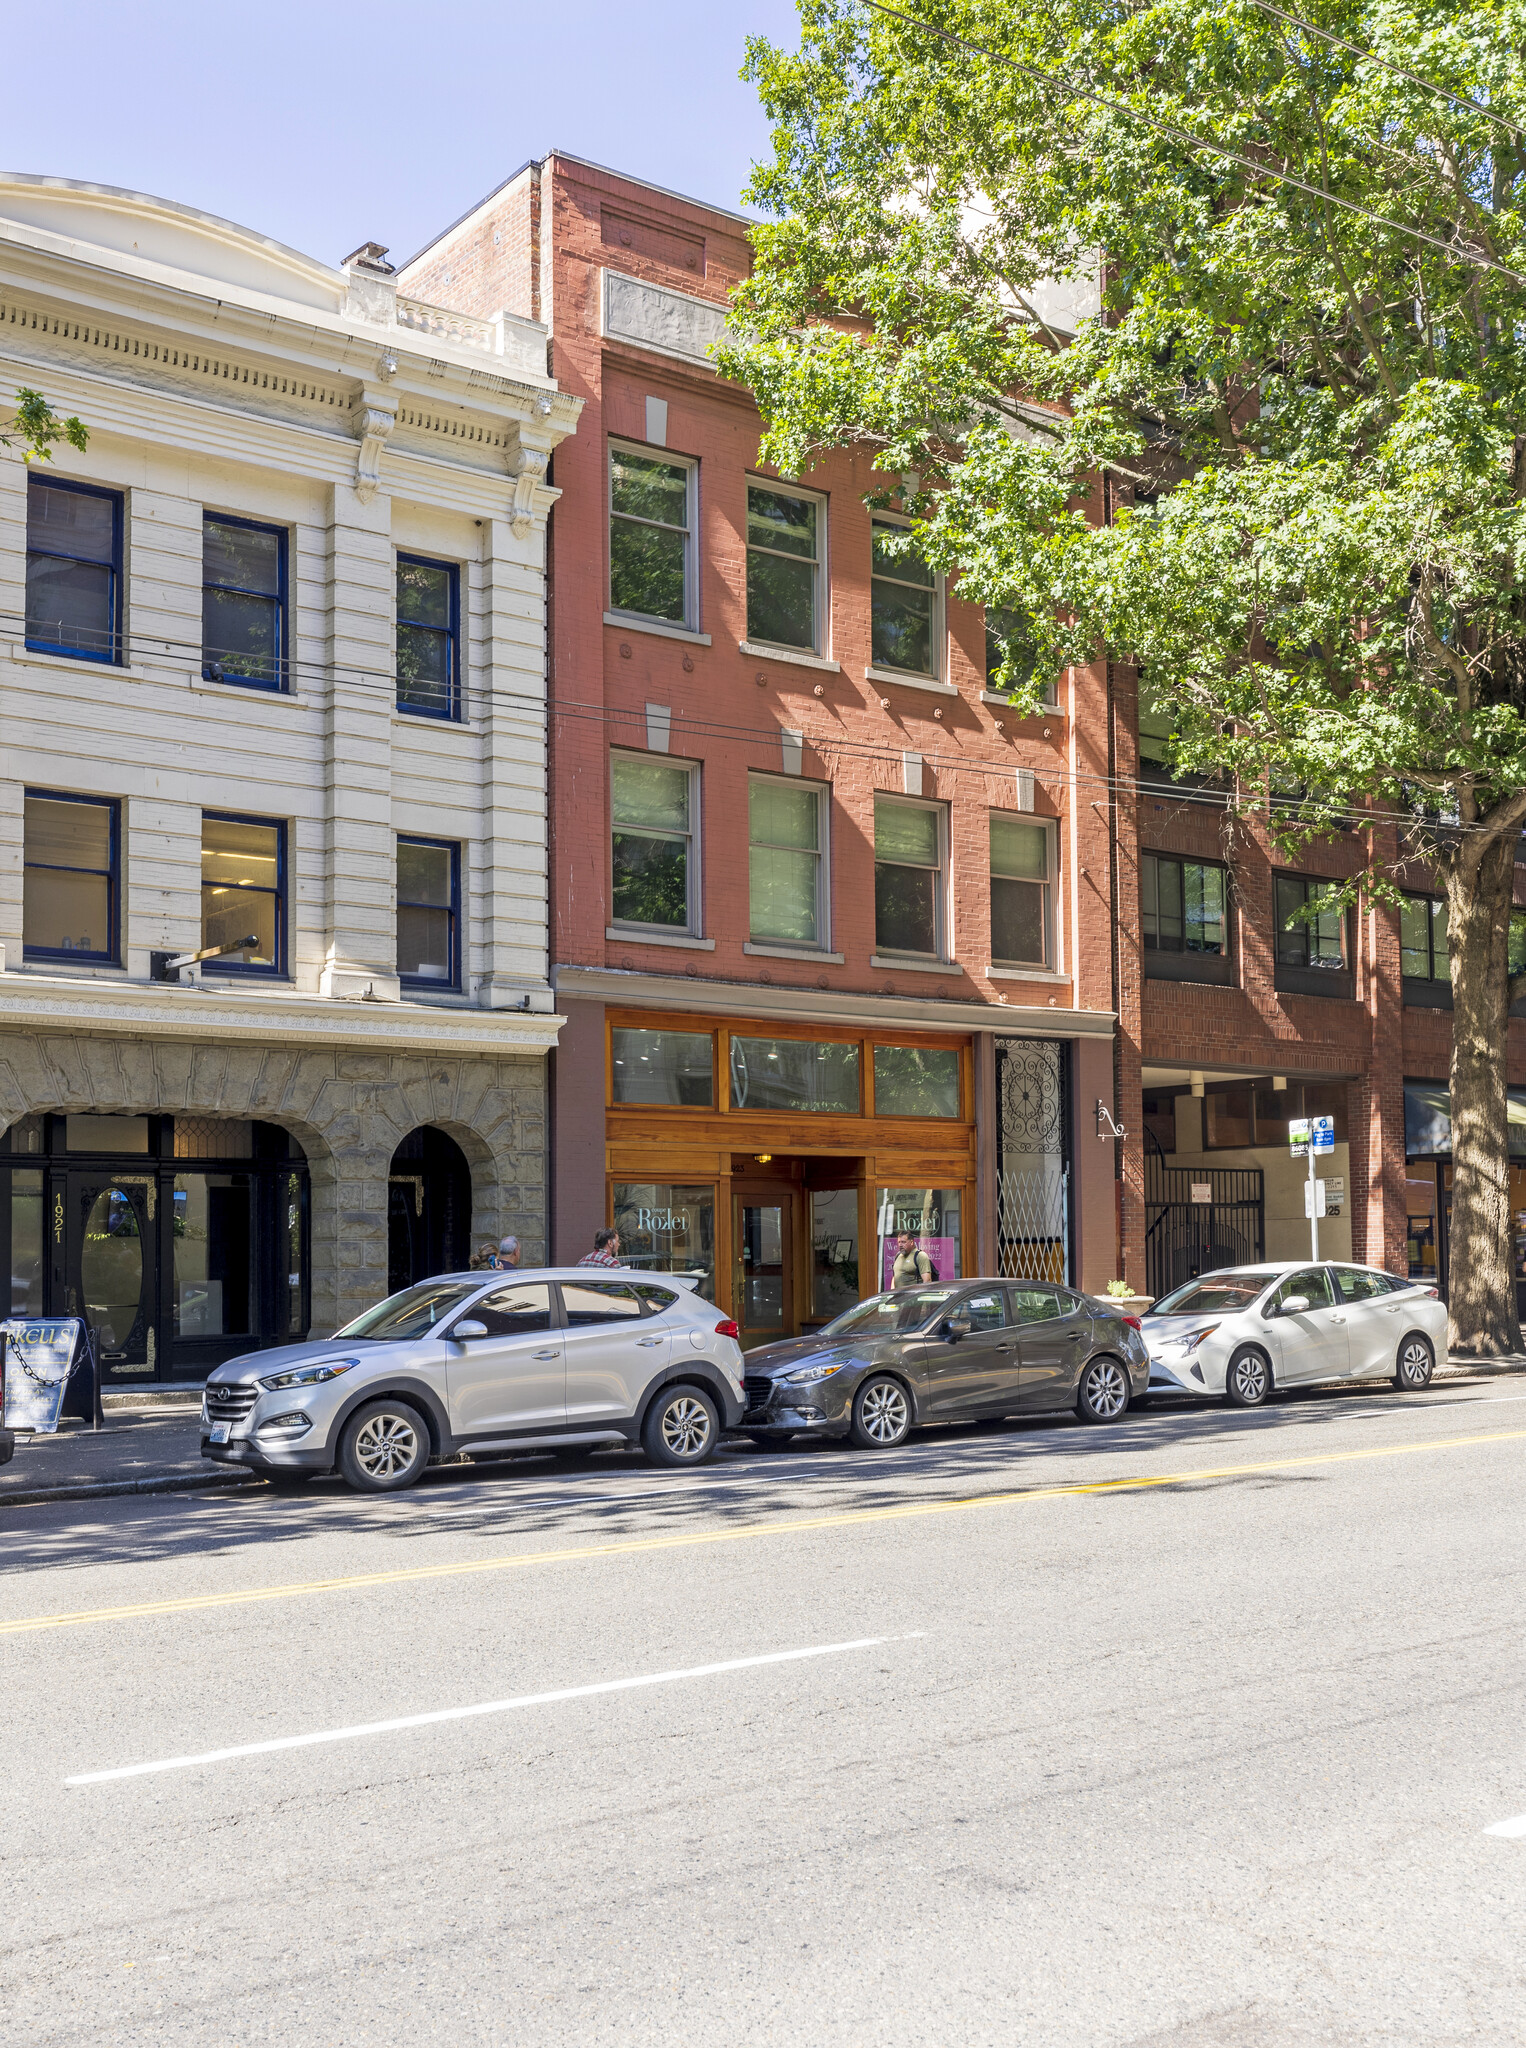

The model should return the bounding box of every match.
[1278,1296,1310,1318]
[943,1313,972,1342]
[451,1319,488,1340]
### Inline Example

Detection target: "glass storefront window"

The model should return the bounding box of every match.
[610,1029,714,1107]
[173,1172,253,1337]
[873,1045,960,1118]
[10,1169,43,1315]
[612,1183,716,1301]
[729,1036,860,1113]
[876,1188,962,1291]
[811,1189,859,1320]
[1406,1166,1439,1282]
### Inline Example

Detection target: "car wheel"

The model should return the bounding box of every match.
[849,1375,911,1450]
[641,1384,719,1467]
[1224,1347,1272,1408]
[1076,1355,1131,1423]
[1394,1333,1435,1390]
[337,1401,430,1493]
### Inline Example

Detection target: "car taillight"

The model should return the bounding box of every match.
[1422,1287,1439,1298]
[714,1319,740,1339]
[1121,1314,1142,1331]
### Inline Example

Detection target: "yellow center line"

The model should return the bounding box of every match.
[3,1423,1523,1642]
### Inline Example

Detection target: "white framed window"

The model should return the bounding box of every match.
[608,442,696,629]
[749,774,829,948]
[984,607,1057,706]
[989,812,1054,967]
[746,481,826,655]
[874,794,946,958]
[610,750,700,934]
[871,515,943,680]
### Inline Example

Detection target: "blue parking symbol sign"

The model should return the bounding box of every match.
[1311,1115,1335,1152]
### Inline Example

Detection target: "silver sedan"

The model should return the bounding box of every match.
[1141,1261,1447,1407]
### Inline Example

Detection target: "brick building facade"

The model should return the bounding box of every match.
[403,149,1526,1323]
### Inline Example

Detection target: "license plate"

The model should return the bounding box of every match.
[208,1422,230,1444]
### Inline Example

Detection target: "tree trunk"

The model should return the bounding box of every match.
[1446,837,1522,1357]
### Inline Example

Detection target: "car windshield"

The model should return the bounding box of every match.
[1151,1273,1278,1316]
[821,1286,963,1338]
[334,1279,482,1341]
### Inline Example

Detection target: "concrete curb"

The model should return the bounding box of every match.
[0,1468,258,1510]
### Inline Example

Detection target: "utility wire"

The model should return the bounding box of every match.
[858,0,1526,287]
[1242,0,1526,146]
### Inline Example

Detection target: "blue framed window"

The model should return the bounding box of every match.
[201,813,286,976]
[396,837,460,989]
[23,790,120,964]
[25,476,123,664]
[396,555,460,719]
[203,515,287,690]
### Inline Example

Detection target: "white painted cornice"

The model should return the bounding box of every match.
[0,974,565,1055]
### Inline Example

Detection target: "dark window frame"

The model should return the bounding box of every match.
[25,475,124,666]
[201,511,289,693]
[200,810,287,979]
[396,834,461,992]
[1274,872,1354,999]
[395,553,462,722]
[1400,891,1451,1010]
[22,788,121,965]
[1141,850,1234,985]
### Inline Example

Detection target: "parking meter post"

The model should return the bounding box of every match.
[1308,1143,1319,1262]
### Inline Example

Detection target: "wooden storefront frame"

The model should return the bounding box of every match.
[603,1007,978,1321]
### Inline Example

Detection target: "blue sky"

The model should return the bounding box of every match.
[10,0,800,267]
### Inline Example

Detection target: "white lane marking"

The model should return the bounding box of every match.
[65,1634,918,1786]
[1485,1813,1526,1838]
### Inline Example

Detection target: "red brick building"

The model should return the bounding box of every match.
[403,151,1526,1327]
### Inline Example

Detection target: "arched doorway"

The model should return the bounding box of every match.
[388,1126,471,1292]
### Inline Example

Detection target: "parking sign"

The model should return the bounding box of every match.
[1310,1115,1335,1153]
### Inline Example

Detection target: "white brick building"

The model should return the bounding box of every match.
[0,175,580,1380]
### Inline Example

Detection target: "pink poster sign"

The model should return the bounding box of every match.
[880,1237,957,1290]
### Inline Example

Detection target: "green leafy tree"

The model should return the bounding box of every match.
[717,0,1526,1353]
[2,387,87,465]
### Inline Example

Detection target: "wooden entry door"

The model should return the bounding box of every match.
[732,1192,795,1350]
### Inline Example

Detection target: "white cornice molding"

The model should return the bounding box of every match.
[0,976,565,1055]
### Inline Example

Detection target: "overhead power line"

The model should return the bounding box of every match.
[1243,0,1526,147]
[858,0,1526,288]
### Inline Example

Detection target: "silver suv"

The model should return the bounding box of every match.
[201,1270,746,1493]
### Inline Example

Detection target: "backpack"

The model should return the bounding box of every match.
[919,1251,939,1282]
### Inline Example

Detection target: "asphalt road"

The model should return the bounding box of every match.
[2,1375,1524,2047]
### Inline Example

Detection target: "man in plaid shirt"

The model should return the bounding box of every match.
[577,1227,624,1267]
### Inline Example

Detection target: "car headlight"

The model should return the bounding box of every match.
[1161,1324,1220,1355]
[257,1358,360,1391]
[783,1362,845,1384]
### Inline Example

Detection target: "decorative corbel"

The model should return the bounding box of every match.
[510,444,551,539]
[353,405,396,504]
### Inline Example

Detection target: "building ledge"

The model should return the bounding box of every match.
[743,942,846,964]
[604,612,711,647]
[0,970,563,1053]
[739,641,841,674]
[606,928,716,951]
[870,954,959,975]
[986,966,1072,985]
[865,667,959,697]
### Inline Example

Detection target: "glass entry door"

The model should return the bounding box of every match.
[68,1175,157,1377]
[733,1195,794,1349]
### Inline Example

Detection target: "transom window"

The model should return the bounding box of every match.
[201,814,285,975]
[610,1028,715,1107]
[990,814,1054,968]
[729,1036,861,1113]
[396,556,460,720]
[746,483,823,652]
[871,517,941,677]
[397,837,459,990]
[609,444,695,628]
[25,476,122,664]
[202,515,286,690]
[610,753,699,933]
[873,1045,961,1118]
[749,776,826,948]
[874,796,945,957]
[23,791,119,963]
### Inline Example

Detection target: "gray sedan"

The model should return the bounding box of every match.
[742,1281,1150,1450]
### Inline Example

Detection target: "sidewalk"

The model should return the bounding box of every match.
[0,1410,255,1508]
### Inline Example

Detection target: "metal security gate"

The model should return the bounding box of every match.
[995,1038,1071,1284]
[1145,1157,1264,1299]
